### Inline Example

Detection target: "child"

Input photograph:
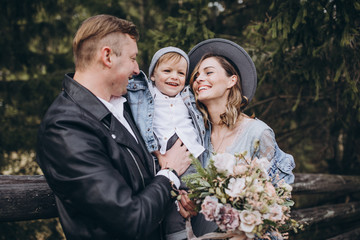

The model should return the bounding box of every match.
[126,47,206,240]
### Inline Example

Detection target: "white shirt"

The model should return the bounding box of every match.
[99,96,180,188]
[98,96,138,142]
[152,87,205,157]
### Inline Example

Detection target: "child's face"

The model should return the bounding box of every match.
[151,57,187,97]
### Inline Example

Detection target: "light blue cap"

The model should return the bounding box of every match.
[148,47,190,78]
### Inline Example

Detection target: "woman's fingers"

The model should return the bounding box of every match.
[179,190,197,216]
[177,202,191,218]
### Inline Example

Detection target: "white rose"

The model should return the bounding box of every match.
[225,178,246,198]
[251,179,264,193]
[285,183,293,192]
[252,157,270,179]
[245,176,252,184]
[213,153,236,176]
[239,210,262,233]
[279,182,293,192]
[263,204,283,222]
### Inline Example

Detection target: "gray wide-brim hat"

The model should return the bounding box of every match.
[188,38,257,102]
[148,46,190,79]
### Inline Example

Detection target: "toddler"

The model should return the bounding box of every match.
[127,47,206,240]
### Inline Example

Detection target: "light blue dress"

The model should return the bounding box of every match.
[204,116,295,185]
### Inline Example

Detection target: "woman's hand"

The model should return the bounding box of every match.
[177,190,197,218]
[229,234,247,240]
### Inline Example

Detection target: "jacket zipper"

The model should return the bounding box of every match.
[126,147,145,188]
[152,155,156,177]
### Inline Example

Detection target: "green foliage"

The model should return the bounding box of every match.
[0,0,77,80]
[0,72,62,172]
[243,0,360,174]
[149,1,215,55]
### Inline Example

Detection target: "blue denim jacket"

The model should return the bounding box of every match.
[126,71,206,161]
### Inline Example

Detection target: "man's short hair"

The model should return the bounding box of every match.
[73,14,139,70]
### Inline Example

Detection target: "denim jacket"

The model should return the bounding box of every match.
[126,71,206,162]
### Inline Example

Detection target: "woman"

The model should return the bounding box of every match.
[185,38,295,240]
[188,38,295,187]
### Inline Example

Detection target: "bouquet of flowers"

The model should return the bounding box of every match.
[183,140,301,240]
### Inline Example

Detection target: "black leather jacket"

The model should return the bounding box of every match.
[36,73,173,239]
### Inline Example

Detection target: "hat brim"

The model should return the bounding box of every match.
[188,38,257,102]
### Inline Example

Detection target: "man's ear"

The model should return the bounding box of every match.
[150,75,155,82]
[101,46,112,68]
[227,75,237,89]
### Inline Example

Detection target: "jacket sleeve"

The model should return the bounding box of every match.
[36,113,172,239]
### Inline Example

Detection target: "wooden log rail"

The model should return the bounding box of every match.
[1,173,360,239]
[0,175,57,221]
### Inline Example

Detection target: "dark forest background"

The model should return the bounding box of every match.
[0,0,359,239]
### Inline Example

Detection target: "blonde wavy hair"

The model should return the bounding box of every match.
[190,53,249,129]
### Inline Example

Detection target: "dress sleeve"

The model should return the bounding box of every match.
[258,129,276,162]
[257,129,296,185]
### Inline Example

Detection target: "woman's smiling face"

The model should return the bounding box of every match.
[192,56,236,104]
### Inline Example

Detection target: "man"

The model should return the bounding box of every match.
[36,14,192,240]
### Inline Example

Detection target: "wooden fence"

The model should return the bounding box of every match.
[1,173,360,239]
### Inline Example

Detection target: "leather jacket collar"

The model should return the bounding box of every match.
[63,73,156,176]
[63,73,110,121]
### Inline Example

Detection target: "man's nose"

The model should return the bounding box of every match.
[133,61,140,75]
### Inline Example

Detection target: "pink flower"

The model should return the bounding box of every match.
[263,204,283,222]
[233,164,248,176]
[239,210,262,233]
[200,196,220,221]
[265,182,277,197]
[215,204,240,231]
[213,153,236,176]
[225,178,246,198]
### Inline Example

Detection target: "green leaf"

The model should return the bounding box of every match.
[199,192,211,198]
[216,187,224,197]
[284,199,295,207]
[198,178,211,187]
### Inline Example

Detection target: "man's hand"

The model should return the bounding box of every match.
[177,190,197,218]
[154,139,191,176]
